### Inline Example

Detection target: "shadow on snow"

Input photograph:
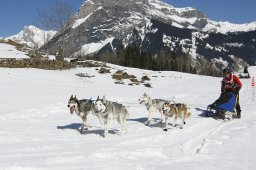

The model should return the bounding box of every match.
[57,123,121,137]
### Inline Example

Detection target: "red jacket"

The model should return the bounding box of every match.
[221,74,242,92]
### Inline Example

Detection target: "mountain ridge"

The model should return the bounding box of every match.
[6,25,56,49]
[4,0,256,72]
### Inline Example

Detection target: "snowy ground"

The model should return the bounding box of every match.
[0,43,29,59]
[0,64,256,170]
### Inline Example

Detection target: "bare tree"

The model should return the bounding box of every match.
[51,0,73,30]
[37,0,72,30]
[37,9,54,58]
[37,0,73,59]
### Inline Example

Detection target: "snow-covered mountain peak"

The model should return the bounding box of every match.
[6,25,56,48]
[203,20,256,34]
[73,0,255,34]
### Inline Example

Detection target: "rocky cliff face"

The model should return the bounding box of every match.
[42,0,256,69]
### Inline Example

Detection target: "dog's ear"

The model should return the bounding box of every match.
[103,95,106,103]
[74,95,77,99]
[70,95,73,98]
[97,96,99,100]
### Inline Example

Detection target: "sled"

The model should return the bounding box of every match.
[206,91,238,120]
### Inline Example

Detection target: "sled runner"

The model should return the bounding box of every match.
[206,91,238,119]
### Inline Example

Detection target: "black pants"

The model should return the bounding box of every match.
[236,93,241,116]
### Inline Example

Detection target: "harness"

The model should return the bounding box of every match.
[100,109,109,117]
[100,101,113,117]
[144,100,152,110]
[76,99,93,114]
[144,99,165,111]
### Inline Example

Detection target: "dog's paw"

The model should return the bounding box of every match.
[163,128,168,131]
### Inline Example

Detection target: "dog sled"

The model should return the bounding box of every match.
[206,91,238,120]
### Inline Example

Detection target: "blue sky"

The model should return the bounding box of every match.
[0,0,255,37]
[167,0,256,24]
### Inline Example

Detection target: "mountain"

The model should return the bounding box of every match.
[43,0,256,70]
[6,25,56,49]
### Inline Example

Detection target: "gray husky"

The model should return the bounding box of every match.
[162,101,191,131]
[67,95,101,133]
[93,96,129,137]
[138,93,166,125]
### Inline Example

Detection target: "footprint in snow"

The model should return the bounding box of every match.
[221,136,230,140]
[215,141,224,145]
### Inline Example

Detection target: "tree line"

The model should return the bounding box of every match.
[35,0,222,77]
[99,45,222,77]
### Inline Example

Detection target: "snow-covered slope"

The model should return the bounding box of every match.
[0,61,256,169]
[248,66,256,78]
[203,20,256,34]
[0,43,29,59]
[6,25,56,48]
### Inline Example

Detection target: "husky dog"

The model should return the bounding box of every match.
[138,93,166,125]
[162,101,191,131]
[67,95,101,133]
[93,96,129,137]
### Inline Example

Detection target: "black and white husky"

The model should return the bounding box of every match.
[93,96,129,137]
[138,93,166,125]
[67,95,101,133]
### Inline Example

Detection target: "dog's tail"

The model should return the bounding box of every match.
[125,110,130,120]
[185,111,191,119]
[183,111,191,125]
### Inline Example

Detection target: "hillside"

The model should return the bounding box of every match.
[0,42,29,59]
[0,62,256,169]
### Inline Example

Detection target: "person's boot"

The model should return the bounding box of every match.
[236,110,241,118]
